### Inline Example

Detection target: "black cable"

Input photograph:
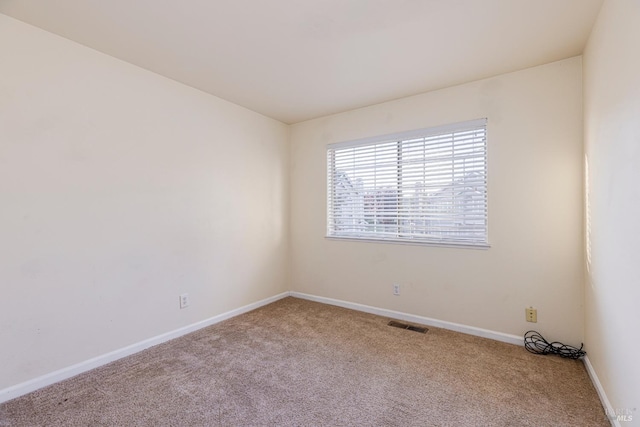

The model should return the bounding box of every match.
[524,330,586,359]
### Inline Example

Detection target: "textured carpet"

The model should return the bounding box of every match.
[0,297,608,426]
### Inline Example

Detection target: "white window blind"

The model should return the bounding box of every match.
[327,119,488,247]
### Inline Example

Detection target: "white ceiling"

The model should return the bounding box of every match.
[1,0,603,124]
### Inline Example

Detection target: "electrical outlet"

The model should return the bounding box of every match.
[393,284,401,296]
[525,307,537,323]
[180,293,190,309]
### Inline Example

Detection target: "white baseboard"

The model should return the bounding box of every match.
[583,356,618,427]
[0,292,290,404]
[289,292,523,346]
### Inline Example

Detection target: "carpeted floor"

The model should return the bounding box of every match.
[0,297,608,426]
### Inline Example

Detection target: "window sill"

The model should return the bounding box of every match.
[324,235,490,250]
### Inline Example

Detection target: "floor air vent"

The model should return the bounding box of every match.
[388,320,428,334]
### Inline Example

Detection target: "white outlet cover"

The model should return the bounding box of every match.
[180,293,190,309]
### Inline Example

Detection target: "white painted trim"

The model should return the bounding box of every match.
[583,356,619,427]
[325,236,490,250]
[0,292,290,404]
[290,292,523,346]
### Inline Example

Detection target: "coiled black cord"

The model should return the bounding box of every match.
[524,330,586,359]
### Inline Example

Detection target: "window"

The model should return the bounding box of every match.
[327,119,488,247]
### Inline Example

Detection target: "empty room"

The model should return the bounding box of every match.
[0,0,638,425]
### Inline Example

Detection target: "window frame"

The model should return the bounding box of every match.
[326,119,489,249]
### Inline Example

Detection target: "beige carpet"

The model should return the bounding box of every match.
[0,297,608,426]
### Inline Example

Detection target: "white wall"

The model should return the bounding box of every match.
[290,58,584,343]
[0,15,289,390]
[583,0,640,414]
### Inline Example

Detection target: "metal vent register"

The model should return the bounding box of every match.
[388,320,428,334]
